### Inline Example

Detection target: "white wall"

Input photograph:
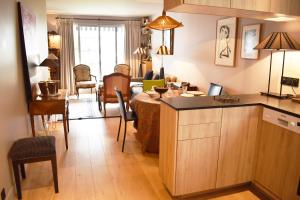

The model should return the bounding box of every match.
[152,12,300,95]
[0,0,47,198]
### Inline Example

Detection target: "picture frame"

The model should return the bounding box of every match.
[241,24,261,59]
[215,17,237,67]
[164,29,174,55]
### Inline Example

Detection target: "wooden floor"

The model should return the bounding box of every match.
[18,116,261,200]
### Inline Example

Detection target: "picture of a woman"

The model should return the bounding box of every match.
[219,25,231,58]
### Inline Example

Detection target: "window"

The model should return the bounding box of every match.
[74,24,125,80]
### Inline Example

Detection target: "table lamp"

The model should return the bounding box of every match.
[254,32,300,99]
[133,47,146,77]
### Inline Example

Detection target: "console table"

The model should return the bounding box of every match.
[29,89,69,149]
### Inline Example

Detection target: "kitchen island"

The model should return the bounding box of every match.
[159,94,300,199]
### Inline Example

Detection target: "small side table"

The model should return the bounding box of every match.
[29,89,69,149]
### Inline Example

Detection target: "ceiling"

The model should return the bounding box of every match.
[46,0,163,17]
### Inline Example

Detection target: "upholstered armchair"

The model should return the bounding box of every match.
[98,73,131,117]
[114,64,130,76]
[73,64,97,99]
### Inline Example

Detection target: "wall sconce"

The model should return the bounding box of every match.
[48,31,60,49]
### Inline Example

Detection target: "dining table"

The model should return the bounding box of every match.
[130,90,195,153]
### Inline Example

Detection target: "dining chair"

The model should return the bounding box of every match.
[73,64,97,99]
[114,64,130,76]
[143,79,165,91]
[207,83,223,96]
[115,89,137,152]
[98,73,131,117]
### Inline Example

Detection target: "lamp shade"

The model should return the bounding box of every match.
[254,32,300,50]
[157,45,170,55]
[146,10,183,30]
[133,47,146,55]
[48,31,60,49]
[40,53,59,67]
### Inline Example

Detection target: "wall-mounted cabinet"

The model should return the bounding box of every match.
[164,0,300,20]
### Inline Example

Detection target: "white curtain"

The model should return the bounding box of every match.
[125,21,141,78]
[57,19,75,94]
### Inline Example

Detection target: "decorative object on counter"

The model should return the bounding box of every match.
[214,95,240,103]
[154,86,168,98]
[255,32,300,99]
[146,10,183,30]
[215,17,237,67]
[208,83,223,96]
[241,24,261,59]
[133,47,147,77]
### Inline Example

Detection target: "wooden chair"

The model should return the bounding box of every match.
[98,73,131,117]
[115,89,137,152]
[9,136,58,200]
[114,64,130,76]
[73,64,97,99]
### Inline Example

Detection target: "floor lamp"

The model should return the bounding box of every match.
[254,32,300,99]
[133,47,146,77]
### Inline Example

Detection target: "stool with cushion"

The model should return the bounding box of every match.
[9,136,58,199]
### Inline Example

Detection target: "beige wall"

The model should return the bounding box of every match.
[0,0,47,198]
[152,12,300,95]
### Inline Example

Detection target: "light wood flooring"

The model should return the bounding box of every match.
[17,115,261,200]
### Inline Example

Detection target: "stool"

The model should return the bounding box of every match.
[9,136,58,199]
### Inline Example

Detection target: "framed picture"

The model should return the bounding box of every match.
[164,29,174,55]
[215,17,237,67]
[241,24,261,59]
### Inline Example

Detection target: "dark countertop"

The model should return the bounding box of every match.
[161,94,300,118]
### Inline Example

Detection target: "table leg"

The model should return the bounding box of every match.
[63,114,68,150]
[30,115,36,137]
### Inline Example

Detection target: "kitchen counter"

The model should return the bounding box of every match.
[161,94,300,118]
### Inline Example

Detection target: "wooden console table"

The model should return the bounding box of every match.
[29,89,69,149]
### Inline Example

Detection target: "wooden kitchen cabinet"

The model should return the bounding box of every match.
[216,106,260,188]
[231,0,270,12]
[254,121,300,200]
[176,137,220,195]
[184,0,230,8]
[270,0,300,16]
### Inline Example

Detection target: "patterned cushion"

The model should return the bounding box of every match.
[76,81,96,88]
[9,136,56,160]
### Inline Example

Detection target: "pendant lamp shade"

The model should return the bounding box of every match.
[146,10,183,30]
[254,32,300,50]
[133,47,146,55]
[157,45,170,55]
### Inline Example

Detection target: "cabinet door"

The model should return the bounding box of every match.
[270,0,300,16]
[216,106,259,188]
[255,121,300,199]
[175,137,220,195]
[184,0,230,8]
[231,0,270,12]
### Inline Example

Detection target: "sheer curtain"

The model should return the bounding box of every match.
[57,19,75,94]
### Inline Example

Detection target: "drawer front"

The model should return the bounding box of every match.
[178,123,221,140]
[178,108,222,125]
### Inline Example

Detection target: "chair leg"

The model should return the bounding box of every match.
[98,98,102,111]
[20,163,26,179]
[12,162,22,199]
[76,88,79,99]
[122,122,127,152]
[117,117,122,142]
[51,156,59,193]
[66,104,70,133]
[126,100,130,111]
[63,114,68,150]
[104,103,106,117]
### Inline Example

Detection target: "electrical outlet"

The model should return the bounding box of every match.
[281,76,299,87]
[1,188,5,200]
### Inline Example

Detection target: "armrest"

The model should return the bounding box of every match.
[91,75,97,82]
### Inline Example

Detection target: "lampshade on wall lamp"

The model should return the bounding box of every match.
[48,31,60,49]
[133,47,147,77]
[254,32,300,99]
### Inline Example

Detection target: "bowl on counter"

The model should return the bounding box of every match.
[154,87,168,98]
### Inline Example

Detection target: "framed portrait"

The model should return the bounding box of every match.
[215,17,237,67]
[164,29,174,55]
[241,24,261,59]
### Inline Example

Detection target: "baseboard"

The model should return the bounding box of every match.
[251,181,280,200]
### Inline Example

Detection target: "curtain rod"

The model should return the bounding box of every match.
[55,17,141,22]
